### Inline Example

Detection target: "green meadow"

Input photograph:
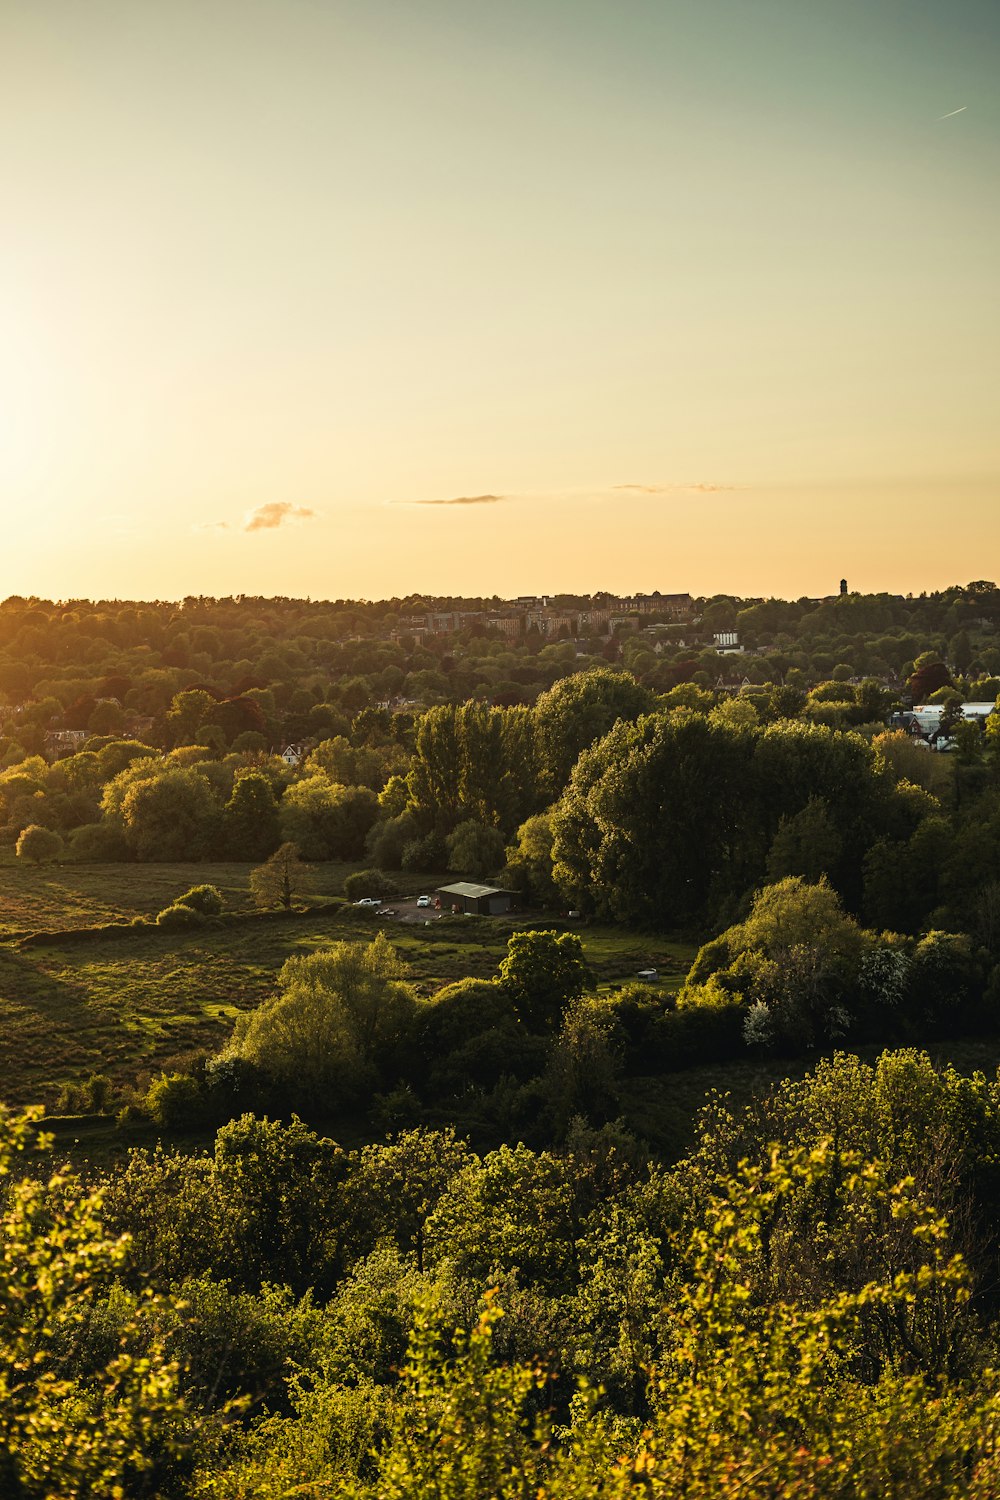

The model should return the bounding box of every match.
[0,860,695,1107]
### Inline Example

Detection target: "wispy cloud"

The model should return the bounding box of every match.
[937,106,967,119]
[613,482,738,495]
[194,520,230,532]
[243,502,318,532]
[411,493,508,507]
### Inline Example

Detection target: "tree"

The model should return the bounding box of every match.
[250,842,314,911]
[279,776,379,860]
[343,869,397,901]
[344,1127,472,1271]
[445,819,506,878]
[406,702,538,837]
[211,1113,347,1295]
[223,934,418,1105]
[165,688,216,748]
[551,711,760,927]
[223,772,281,860]
[502,810,559,907]
[498,928,591,1031]
[950,629,973,674]
[86,699,126,736]
[15,823,63,864]
[909,653,953,702]
[106,765,219,861]
[533,667,653,799]
[765,796,842,883]
[681,876,871,1048]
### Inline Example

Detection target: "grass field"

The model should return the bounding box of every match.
[0,861,697,1106]
[0,860,364,935]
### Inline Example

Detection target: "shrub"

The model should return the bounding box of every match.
[647,1000,747,1069]
[344,869,398,901]
[177,883,225,916]
[155,902,206,930]
[145,1071,207,1129]
[66,821,131,862]
[15,823,63,864]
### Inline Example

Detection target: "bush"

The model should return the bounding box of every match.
[647,1000,747,1069]
[66,821,131,862]
[177,883,225,916]
[145,1071,207,1128]
[401,832,448,872]
[155,902,206,930]
[344,869,398,901]
[15,823,64,864]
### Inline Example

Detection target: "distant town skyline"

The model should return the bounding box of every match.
[3,0,998,601]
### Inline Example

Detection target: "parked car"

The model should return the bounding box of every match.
[354,897,382,908]
[416,895,432,908]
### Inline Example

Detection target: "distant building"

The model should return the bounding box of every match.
[891,703,996,749]
[44,729,88,754]
[485,615,523,638]
[840,579,848,595]
[628,592,693,618]
[713,631,743,654]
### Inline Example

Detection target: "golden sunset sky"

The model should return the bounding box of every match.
[2,0,998,601]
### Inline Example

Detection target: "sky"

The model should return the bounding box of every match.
[2,0,998,602]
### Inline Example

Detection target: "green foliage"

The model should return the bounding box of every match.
[65,820,131,861]
[16,822,64,863]
[499,927,591,1031]
[351,1291,548,1500]
[343,868,397,901]
[534,666,654,798]
[155,901,206,929]
[177,882,225,915]
[0,1105,189,1497]
[765,794,842,882]
[406,701,539,836]
[445,818,506,878]
[544,995,624,1135]
[424,1142,577,1288]
[551,711,758,926]
[502,809,559,906]
[344,1128,473,1270]
[146,1070,206,1127]
[224,934,419,1107]
[223,772,281,861]
[114,765,219,861]
[679,877,872,1048]
[280,776,380,860]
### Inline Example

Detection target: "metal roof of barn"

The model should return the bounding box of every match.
[436,882,513,899]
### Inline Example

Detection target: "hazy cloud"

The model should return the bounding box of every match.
[244,502,318,532]
[412,493,508,507]
[614,482,737,494]
[194,520,230,532]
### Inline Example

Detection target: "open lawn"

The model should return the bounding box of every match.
[0,861,697,1106]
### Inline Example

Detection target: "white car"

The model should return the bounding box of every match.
[416,895,432,908]
[354,897,382,908]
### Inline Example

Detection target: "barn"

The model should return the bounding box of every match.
[436,882,516,916]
